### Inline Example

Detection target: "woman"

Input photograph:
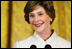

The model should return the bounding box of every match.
[12,1,71,48]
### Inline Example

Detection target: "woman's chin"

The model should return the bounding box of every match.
[35,30,43,33]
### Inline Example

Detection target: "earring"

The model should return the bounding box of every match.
[50,19,52,21]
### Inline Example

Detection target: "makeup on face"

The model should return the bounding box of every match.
[29,5,51,33]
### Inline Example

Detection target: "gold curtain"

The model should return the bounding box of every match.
[1,1,9,48]
[1,1,71,48]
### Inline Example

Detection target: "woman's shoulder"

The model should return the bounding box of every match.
[12,35,34,48]
[57,36,71,43]
[55,36,71,48]
[19,35,33,43]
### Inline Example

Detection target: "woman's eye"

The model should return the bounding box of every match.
[39,13,43,16]
[30,15,34,17]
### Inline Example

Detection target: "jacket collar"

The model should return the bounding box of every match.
[32,29,58,44]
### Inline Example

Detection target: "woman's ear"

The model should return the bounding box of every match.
[50,18,52,21]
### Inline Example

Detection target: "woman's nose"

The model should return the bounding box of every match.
[34,16,39,22]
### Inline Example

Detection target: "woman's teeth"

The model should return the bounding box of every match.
[34,23,44,27]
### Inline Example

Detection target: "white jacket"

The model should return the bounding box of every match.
[12,30,71,48]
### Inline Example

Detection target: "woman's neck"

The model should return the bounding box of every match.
[36,28,52,41]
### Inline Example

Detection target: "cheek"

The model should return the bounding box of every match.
[45,19,50,26]
[43,16,51,25]
[42,15,50,22]
[29,17,31,24]
[29,17,33,24]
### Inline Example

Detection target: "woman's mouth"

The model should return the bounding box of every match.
[34,22,44,27]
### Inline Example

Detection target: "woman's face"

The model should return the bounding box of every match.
[29,5,52,33]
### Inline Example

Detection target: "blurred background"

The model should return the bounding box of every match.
[1,1,71,48]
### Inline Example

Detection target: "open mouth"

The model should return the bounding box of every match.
[34,22,44,27]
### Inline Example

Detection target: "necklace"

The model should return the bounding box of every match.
[44,32,53,41]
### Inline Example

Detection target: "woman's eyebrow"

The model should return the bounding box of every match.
[29,11,44,14]
[37,11,44,13]
[29,13,34,15]
[40,11,44,12]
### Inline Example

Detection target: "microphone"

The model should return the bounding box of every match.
[45,44,51,48]
[30,45,37,48]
